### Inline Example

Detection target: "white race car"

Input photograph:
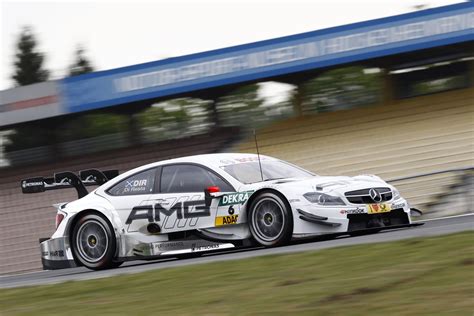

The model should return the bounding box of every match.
[21,153,422,270]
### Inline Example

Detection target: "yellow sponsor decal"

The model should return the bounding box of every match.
[215,215,239,226]
[368,203,391,214]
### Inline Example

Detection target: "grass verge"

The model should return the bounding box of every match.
[1,232,473,315]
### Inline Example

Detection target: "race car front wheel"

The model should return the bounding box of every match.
[72,213,118,270]
[248,192,293,246]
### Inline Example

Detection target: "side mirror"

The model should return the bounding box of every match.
[410,208,423,217]
[204,186,220,207]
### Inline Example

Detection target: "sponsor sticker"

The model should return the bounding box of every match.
[22,180,44,188]
[44,250,64,257]
[215,215,239,226]
[191,244,220,252]
[368,203,391,214]
[391,202,406,209]
[123,179,148,193]
[219,191,253,206]
[340,207,365,215]
[153,241,185,251]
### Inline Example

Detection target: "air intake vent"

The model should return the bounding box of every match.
[345,187,392,204]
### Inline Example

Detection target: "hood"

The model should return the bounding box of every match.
[253,175,391,196]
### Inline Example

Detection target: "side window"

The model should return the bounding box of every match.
[108,168,156,196]
[161,164,234,193]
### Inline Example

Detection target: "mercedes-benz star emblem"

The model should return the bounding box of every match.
[369,188,382,202]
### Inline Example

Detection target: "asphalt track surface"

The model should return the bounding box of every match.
[1,214,473,289]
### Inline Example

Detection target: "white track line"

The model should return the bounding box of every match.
[414,213,474,223]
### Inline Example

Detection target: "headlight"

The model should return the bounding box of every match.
[392,188,400,200]
[303,192,345,205]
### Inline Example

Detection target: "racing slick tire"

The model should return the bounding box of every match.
[108,261,124,268]
[71,213,117,270]
[248,192,293,247]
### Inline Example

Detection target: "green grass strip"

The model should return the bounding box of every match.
[1,231,473,315]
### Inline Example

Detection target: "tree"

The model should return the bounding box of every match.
[68,45,94,76]
[300,66,381,114]
[216,84,266,128]
[136,98,212,141]
[11,26,49,86]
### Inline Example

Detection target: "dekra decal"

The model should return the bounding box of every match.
[219,191,253,206]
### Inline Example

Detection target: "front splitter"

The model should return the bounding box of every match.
[293,222,424,239]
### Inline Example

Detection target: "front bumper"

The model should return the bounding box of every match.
[292,199,412,235]
[40,237,77,270]
[346,209,409,231]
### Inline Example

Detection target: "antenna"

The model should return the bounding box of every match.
[253,129,264,181]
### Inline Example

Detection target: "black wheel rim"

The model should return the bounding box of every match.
[76,219,109,263]
[251,197,285,242]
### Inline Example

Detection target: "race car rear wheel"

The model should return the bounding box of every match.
[248,192,292,246]
[72,213,117,270]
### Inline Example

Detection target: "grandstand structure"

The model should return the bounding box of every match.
[235,87,473,214]
[0,3,472,274]
[0,128,238,274]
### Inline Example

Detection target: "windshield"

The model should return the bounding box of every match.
[222,160,314,184]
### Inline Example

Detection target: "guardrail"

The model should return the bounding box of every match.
[387,167,474,182]
[388,167,473,218]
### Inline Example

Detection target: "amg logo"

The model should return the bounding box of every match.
[126,200,210,224]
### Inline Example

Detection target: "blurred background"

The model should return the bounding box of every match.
[0,0,472,275]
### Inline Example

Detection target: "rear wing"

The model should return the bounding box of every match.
[21,169,119,198]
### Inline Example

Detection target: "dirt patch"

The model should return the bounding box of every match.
[459,258,474,266]
[277,277,317,287]
[403,239,422,246]
[277,279,304,287]
[322,286,382,303]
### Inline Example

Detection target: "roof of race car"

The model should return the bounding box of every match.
[107,153,278,185]
[153,153,276,167]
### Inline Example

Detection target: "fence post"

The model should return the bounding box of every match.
[381,68,394,105]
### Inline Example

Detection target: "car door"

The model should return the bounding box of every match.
[146,163,235,233]
[104,167,157,231]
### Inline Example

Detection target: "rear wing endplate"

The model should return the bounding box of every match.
[21,169,119,198]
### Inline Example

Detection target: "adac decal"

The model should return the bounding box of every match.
[215,215,239,226]
[219,191,254,206]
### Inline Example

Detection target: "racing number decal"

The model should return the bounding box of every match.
[214,205,239,226]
